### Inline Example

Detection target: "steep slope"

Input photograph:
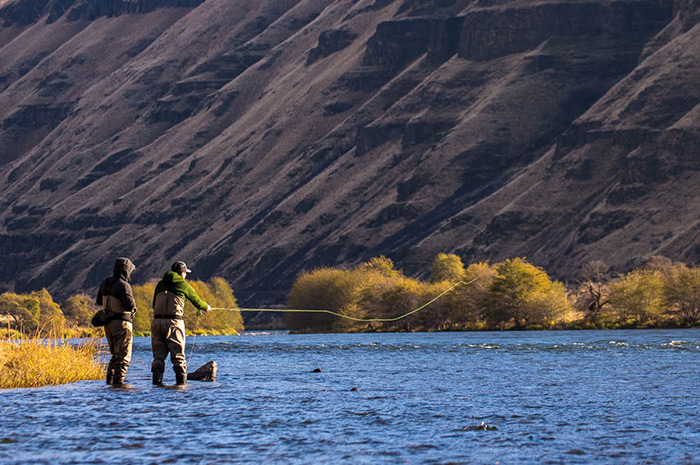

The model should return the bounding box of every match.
[422,0,700,276]
[0,0,697,304]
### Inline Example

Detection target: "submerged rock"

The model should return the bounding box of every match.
[462,422,498,431]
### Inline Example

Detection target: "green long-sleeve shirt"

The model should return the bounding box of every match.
[152,271,209,310]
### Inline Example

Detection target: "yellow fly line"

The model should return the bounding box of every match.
[210,277,477,323]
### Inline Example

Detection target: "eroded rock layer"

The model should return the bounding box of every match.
[0,0,698,304]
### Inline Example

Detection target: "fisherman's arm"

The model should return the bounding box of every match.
[122,283,138,313]
[184,283,210,311]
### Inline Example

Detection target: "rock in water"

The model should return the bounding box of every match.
[187,361,217,382]
[462,422,498,431]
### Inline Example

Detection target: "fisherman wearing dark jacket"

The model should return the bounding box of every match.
[151,261,210,385]
[96,257,138,385]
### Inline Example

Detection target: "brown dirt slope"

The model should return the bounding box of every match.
[0,0,698,305]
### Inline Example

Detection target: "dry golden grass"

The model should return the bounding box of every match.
[0,336,104,389]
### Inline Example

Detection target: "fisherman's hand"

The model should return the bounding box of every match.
[206,305,212,312]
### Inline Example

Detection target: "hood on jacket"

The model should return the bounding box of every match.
[113,257,136,282]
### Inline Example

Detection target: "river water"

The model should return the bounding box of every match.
[1,330,698,464]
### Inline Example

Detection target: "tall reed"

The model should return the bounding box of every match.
[0,333,104,389]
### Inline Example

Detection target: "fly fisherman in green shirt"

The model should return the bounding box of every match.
[151,261,211,385]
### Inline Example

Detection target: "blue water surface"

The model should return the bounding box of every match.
[1,329,699,464]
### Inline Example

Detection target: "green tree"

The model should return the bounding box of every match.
[31,289,65,335]
[62,294,96,327]
[355,256,401,278]
[483,258,565,329]
[609,269,664,326]
[443,261,496,329]
[287,268,361,332]
[662,264,700,326]
[429,253,465,283]
[0,292,40,333]
[132,281,157,335]
[189,278,243,335]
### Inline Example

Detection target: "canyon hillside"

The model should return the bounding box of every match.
[1,0,699,305]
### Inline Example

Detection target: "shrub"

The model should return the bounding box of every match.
[429,253,465,283]
[443,261,496,329]
[483,258,568,329]
[0,293,40,333]
[662,264,700,326]
[574,261,611,326]
[131,281,157,335]
[188,278,243,335]
[0,290,65,336]
[286,268,363,331]
[62,294,97,327]
[609,268,664,326]
[354,255,402,278]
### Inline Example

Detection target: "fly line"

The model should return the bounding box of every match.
[209,276,477,323]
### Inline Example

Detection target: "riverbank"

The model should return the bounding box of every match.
[0,337,104,389]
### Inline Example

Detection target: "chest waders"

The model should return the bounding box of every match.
[151,290,188,385]
[103,295,134,385]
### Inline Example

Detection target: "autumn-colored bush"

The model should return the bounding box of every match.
[131,280,157,335]
[483,258,569,330]
[0,290,65,336]
[188,277,243,335]
[62,294,97,327]
[608,268,664,327]
[662,264,700,326]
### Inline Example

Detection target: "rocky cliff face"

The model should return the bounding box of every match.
[0,0,698,304]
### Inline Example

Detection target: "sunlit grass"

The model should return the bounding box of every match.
[0,334,104,389]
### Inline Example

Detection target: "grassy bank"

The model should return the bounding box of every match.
[0,337,104,389]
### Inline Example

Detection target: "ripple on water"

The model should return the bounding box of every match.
[0,330,698,464]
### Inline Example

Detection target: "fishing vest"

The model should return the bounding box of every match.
[102,293,134,323]
[153,290,186,319]
[104,295,126,314]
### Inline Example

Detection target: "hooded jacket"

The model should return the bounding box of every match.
[152,271,209,317]
[96,257,137,322]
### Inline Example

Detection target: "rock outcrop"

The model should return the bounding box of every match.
[187,360,217,381]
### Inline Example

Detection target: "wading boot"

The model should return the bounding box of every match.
[152,372,163,385]
[106,370,114,385]
[112,374,125,386]
[175,372,187,386]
